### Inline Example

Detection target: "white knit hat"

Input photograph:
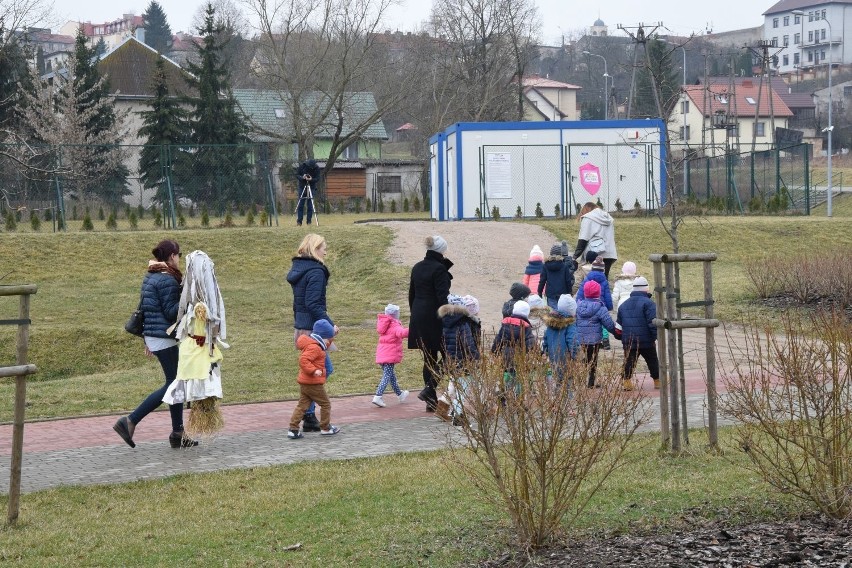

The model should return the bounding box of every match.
[557,294,577,316]
[384,304,400,319]
[426,235,447,254]
[512,300,530,318]
[633,276,650,292]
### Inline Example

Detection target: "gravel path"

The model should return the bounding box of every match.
[373,220,567,332]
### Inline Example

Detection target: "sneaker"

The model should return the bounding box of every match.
[288,429,303,439]
[320,425,340,435]
[397,390,409,403]
[371,395,386,408]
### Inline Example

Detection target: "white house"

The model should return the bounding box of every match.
[763,0,852,75]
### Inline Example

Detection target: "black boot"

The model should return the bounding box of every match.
[302,412,322,432]
[418,386,438,412]
[169,430,199,448]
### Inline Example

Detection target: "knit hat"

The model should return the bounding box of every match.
[591,257,605,271]
[447,293,465,306]
[557,294,577,316]
[633,276,650,292]
[509,282,531,300]
[312,319,335,339]
[426,235,447,254]
[527,294,545,308]
[384,304,400,319]
[550,243,563,257]
[583,280,601,299]
[462,295,480,316]
[529,245,544,261]
[512,300,530,318]
[621,261,637,277]
[585,250,598,264]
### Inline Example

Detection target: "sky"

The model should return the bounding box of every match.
[49,0,765,41]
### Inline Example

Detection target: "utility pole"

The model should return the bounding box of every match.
[619,22,663,119]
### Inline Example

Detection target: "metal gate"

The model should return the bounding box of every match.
[479,145,563,218]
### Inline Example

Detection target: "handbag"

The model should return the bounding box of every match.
[124,293,145,337]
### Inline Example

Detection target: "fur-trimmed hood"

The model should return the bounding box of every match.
[541,310,575,329]
[437,304,469,318]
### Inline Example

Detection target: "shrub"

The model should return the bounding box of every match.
[615,197,623,212]
[390,199,397,213]
[30,211,41,232]
[154,211,163,228]
[201,208,210,228]
[105,213,117,230]
[515,205,523,218]
[475,207,482,219]
[246,210,255,226]
[237,203,245,216]
[354,197,362,214]
[442,347,651,548]
[178,213,186,228]
[721,309,852,519]
[82,214,94,231]
[403,197,410,212]
[222,212,234,227]
[413,194,421,212]
[5,210,17,231]
[424,195,430,210]
[366,198,372,212]
[128,211,138,230]
[259,210,268,225]
[633,198,642,211]
[137,204,145,219]
[535,202,544,218]
[554,204,561,217]
[491,206,500,220]
[98,206,105,221]
[72,205,78,220]
[44,208,52,221]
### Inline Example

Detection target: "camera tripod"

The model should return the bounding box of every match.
[295,179,319,227]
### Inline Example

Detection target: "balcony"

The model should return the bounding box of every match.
[797,36,843,47]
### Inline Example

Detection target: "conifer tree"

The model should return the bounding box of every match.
[142,1,173,54]
[138,58,190,206]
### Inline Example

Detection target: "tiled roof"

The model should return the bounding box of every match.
[683,84,793,117]
[98,37,193,98]
[701,76,815,109]
[521,74,581,90]
[232,89,389,142]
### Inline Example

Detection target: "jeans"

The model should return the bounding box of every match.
[129,345,184,432]
[296,185,314,224]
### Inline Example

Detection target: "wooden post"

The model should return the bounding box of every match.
[8,293,30,525]
[704,261,719,449]
[652,261,670,447]
[665,261,681,453]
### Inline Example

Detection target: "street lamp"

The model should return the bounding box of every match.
[583,50,609,120]
[793,9,833,216]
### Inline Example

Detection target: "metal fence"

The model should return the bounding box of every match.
[0,143,302,232]
[668,143,815,214]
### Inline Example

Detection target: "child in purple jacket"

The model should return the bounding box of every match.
[575,281,615,388]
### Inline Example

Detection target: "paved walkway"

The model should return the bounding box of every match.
[0,357,737,495]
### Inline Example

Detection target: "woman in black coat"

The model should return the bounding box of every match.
[408,235,452,411]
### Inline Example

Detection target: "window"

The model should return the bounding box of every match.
[794,52,800,65]
[679,125,691,141]
[681,100,689,114]
[808,51,814,62]
[844,86,852,96]
[814,11,820,20]
[783,54,789,66]
[377,175,402,193]
[821,29,826,40]
[783,35,789,46]
[822,9,826,18]
[821,50,826,61]
[795,15,800,24]
[773,18,779,28]
[343,143,359,159]
[783,16,789,26]
[755,122,765,137]
[745,97,756,105]
[772,37,778,47]
[809,31,814,42]
[809,11,814,22]
[274,108,285,118]
[794,33,800,44]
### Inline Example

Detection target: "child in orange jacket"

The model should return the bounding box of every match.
[288,319,340,438]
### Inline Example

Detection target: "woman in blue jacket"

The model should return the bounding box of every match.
[114,239,197,449]
[287,233,337,431]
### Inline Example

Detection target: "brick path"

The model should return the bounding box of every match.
[0,325,747,495]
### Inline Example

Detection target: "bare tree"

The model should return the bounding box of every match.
[243,0,417,175]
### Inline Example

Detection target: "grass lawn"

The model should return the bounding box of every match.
[1,205,851,422]
[0,429,798,566]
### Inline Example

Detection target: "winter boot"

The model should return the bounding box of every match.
[302,412,322,432]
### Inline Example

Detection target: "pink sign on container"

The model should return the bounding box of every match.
[578,163,602,195]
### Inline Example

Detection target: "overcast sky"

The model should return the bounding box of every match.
[50,0,765,42]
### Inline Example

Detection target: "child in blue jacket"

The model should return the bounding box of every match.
[615,277,660,391]
[542,294,580,392]
[576,255,614,349]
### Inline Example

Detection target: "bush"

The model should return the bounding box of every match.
[535,202,544,218]
[201,208,210,228]
[154,211,163,228]
[222,212,234,227]
[72,205,78,220]
[721,309,852,519]
[390,199,397,214]
[5,210,17,231]
[354,197,362,214]
[475,207,482,219]
[137,205,145,219]
[366,198,372,212]
[98,206,105,221]
[82,214,94,231]
[44,208,52,221]
[259,210,269,225]
[491,206,500,220]
[554,204,561,217]
[443,347,650,548]
[615,198,623,212]
[515,205,523,218]
[128,211,138,230]
[403,197,410,212]
[30,211,41,232]
[125,205,131,219]
[105,213,117,230]
[246,210,255,226]
[413,194,421,212]
[178,213,186,228]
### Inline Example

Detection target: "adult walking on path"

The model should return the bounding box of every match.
[286,233,338,432]
[572,202,618,278]
[408,236,453,412]
[113,239,198,449]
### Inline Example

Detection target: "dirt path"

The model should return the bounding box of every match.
[372,221,565,333]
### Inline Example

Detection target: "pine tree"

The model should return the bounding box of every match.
[93,38,107,58]
[181,4,250,208]
[142,1,173,54]
[633,36,679,119]
[138,57,190,206]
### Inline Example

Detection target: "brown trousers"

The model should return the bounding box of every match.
[289,383,331,431]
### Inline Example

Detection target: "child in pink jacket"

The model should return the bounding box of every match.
[373,304,410,407]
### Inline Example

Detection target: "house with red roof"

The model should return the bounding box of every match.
[520,74,582,121]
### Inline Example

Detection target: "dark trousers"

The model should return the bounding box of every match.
[622,345,660,381]
[296,184,314,224]
[419,346,443,406]
[129,345,184,432]
[603,258,616,279]
[584,344,601,387]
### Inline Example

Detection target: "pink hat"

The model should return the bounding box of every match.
[583,280,601,299]
[529,245,543,261]
[622,261,637,277]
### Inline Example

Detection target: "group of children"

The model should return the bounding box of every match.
[287,243,660,438]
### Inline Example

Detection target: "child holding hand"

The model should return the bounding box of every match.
[288,319,340,438]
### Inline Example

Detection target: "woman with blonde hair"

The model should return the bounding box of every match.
[572,201,618,278]
[286,233,338,431]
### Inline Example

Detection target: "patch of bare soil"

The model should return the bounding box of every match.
[482,515,852,567]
